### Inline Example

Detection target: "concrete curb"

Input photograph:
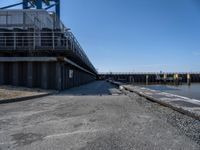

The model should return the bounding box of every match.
[0,92,57,104]
[108,80,200,121]
[124,86,200,121]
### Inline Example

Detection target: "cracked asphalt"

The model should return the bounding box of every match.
[0,81,199,150]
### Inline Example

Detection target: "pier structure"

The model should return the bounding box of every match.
[0,1,97,90]
[0,0,60,18]
[99,72,200,84]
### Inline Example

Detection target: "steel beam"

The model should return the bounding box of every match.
[23,0,29,9]
[0,2,23,9]
[0,57,57,62]
[55,0,60,19]
[36,0,43,9]
[0,57,96,76]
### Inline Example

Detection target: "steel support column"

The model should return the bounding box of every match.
[41,62,48,89]
[27,62,33,88]
[12,63,19,86]
[23,0,28,9]
[56,62,62,90]
[0,63,4,85]
[55,0,60,19]
[36,0,43,9]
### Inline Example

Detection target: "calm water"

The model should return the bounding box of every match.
[142,83,200,100]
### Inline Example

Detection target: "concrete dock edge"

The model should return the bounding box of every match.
[108,80,200,121]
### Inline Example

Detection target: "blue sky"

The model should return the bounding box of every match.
[1,0,200,72]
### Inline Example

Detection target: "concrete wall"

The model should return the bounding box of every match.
[0,61,96,90]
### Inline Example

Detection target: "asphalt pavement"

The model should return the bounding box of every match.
[0,81,199,150]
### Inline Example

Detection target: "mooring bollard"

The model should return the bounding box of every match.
[164,74,167,84]
[146,75,149,85]
[187,73,191,86]
[131,76,134,84]
[174,73,179,85]
[129,76,134,84]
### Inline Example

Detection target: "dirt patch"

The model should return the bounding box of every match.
[0,85,54,101]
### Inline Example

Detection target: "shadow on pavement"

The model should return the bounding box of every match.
[58,81,120,96]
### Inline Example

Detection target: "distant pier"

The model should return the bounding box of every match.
[99,72,200,84]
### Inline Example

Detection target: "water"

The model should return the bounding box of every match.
[142,83,200,100]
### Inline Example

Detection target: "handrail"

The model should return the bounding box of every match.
[0,10,96,73]
[0,30,96,72]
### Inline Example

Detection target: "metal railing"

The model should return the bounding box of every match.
[0,31,68,49]
[0,31,96,72]
[0,10,96,73]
